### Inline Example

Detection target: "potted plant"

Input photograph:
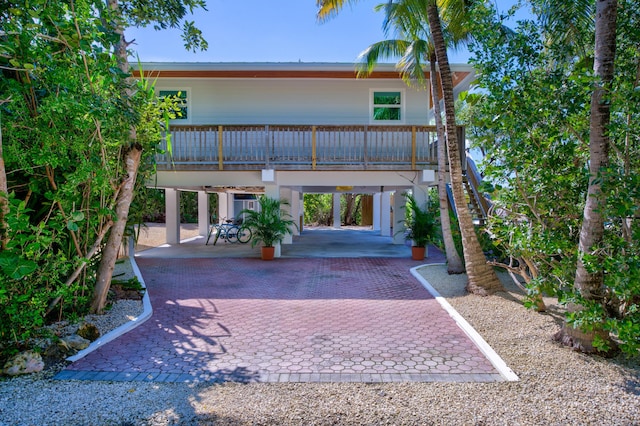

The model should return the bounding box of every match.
[240,195,298,260]
[400,193,438,260]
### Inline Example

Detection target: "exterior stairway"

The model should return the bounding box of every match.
[446,154,490,226]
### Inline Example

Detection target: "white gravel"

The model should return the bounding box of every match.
[1,255,638,425]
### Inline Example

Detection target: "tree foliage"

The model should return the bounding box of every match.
[0,0,196,352]
[466,1,640,354]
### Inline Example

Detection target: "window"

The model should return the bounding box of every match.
[159,89,189,120]
[371,90,403,123]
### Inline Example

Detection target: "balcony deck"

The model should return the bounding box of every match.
[157,125,465,171]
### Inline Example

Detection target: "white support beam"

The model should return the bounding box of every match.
[291,190,301,236]
[299,191,305,233]
[393,190,407,245]
[217,192,228,223]
[197,191,209,237]
[333,193,341,228]
[281,187,293,244]
[380,191,391,237]
[412,185,429,208]
[165,188,180,244]
[373,192,381,231]
[264,184,282,257]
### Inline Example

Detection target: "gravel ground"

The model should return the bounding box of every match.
[1,224,638,425]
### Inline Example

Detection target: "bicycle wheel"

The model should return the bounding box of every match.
[226,225,239,243]
[237,226,252,244]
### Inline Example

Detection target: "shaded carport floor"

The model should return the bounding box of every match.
[58,256,505,383]
[133,227,416,259]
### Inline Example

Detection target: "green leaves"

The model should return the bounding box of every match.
[0,252,37,280]
[240,196,297,248]
[67,211,85,232]
[465,1,640,354]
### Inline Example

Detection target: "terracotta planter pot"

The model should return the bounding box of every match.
[411,246,426,261]
[261,246,275,261]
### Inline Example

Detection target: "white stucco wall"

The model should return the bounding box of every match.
[155,77,431,126]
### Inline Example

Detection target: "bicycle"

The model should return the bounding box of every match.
[206,218,252,245]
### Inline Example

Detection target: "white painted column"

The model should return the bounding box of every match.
[332,193,341,228]
[264,183,281,257]
[373,192,381,231]
[380,191,391,237]
[280,187,293,244]
[393,190,407,244]
[197,191,209,237]
[217,192,228,224]
[165,188,180,244]
[226,193,235,221]
[290,190,301,236]
[298,192,305,233]
[412,185,429,209]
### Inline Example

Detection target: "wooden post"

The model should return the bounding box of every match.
[312,125,317,170]
[265,125,270,168]
[217,125,224,170]
[363,125,368,169]
[411,126,417,169]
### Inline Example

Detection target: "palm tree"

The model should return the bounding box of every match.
[357,0,464,273]
[318,0,502,293]
[551,0,618,353]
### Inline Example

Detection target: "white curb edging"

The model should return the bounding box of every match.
[66,255,152,362]
[410,264,519,382]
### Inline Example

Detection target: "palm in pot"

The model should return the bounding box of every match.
[240,195,297,260]
[401,193,438,260]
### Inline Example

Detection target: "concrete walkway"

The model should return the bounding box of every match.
[135,227,415,259]
[56,229,507,383]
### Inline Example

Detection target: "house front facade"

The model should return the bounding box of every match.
[138,62,475,255]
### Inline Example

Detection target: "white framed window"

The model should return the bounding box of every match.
[370,89,404,123]
[158,89,190,122]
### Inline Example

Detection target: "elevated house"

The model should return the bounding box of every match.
[138,62,475,255]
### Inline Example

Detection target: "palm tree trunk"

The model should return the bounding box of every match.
[90,0,142,313]
[429,54,464,274]
[426,2,502,295]
[554,0,617,353]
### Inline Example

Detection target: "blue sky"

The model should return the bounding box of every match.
[128,0,527,64]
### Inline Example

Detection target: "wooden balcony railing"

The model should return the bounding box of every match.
[156,124,465,171]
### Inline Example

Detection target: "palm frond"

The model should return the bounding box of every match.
[316,0,355,22]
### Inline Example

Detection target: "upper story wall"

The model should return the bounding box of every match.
[140,63,475,126]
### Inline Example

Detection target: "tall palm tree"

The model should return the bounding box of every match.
[551,0,617,353]
[318,0,502,293]
[357,0,464,273]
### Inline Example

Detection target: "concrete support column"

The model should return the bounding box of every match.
[290,190,301,236]
[280,187,293,244]
[217,192,228,224]
[373,192,381,231]
[264,183,282,257]
[380,191,391,237]
[412,185,429,210]
[393,190,407,245]
[197,191,209,237]
[165,188,180,244]
[226,193,235,221]
[298,192,304,233]
[333,193,341,228]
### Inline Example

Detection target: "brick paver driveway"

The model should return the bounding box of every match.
[59,257,503,383]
